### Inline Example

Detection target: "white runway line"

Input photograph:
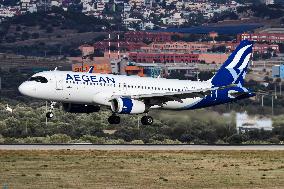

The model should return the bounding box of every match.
[0,145,284,151]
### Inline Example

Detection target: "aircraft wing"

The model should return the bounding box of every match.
[111,84,236,105]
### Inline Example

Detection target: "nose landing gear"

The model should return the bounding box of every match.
[46,101,56,119]
[46,111,54,119]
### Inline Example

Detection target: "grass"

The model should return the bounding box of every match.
[0,150,283,189]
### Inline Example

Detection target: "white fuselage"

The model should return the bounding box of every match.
[19,71,212,110]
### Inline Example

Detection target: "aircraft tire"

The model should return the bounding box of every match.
[46,112,54,119]
[108,115,120,124]
[141,116,153,125]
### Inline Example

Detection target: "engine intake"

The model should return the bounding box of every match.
[62,103,100,113]
[111,98,146,114]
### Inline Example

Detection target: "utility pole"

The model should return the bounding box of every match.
[261,95,264,107]
[272,95,274,116]
[280,81,282,96]
[45,101,48,126]
[275,83,277,99]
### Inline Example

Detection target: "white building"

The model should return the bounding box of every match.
[0,7,19,17]
[124,3,131,12]
[96,2,105,11]
[236,112,273,134]
[265,0,274,5]
[21,0,37,13]
[162,13,186,26]
[51,0,62,7]
[142,21,155,30]
[123,18,142,26]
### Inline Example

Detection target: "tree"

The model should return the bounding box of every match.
[49,134,71,143]
[16,26,21,32]
[21,32,30,41]
[227,134,243,144]
[31,33,39,39]
[46,26,54,33]
[5,35,16,43]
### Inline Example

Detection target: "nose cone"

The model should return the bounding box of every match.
[18,82,36,97]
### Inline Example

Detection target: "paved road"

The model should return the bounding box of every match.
[0,144,284,151]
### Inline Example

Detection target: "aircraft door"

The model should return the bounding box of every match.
[56,74,64,91]
[122,83,127,94]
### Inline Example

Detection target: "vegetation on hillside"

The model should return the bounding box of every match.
[237,4,284,19]
[0,7,110,56]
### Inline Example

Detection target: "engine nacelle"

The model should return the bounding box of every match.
[111,98,146,114]
[62,103,100,113]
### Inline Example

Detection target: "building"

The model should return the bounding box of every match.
[123,18,142,28]
[141,42,214,53]
[226,42,279,54]
[236,112,273,134]
[72,61,111,73]
[79,45,95,57]
[129,52,199,63]
[103,51,129,60]
[198,53,228,64]
[0,7,20,17]
[272,65,284,79]
[124,31,175,43]
[238,33,284,44]
[20,0,37,13]
[265,0,274,5]
[125,65,144,76]
[94,41,146,51]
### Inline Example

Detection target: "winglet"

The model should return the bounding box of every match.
[88,66,94,73]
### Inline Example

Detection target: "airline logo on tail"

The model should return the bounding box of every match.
[211,40,253,87]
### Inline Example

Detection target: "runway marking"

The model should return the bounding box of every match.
[0,145,284,151]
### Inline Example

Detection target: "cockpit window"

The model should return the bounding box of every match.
[28,76,48,83]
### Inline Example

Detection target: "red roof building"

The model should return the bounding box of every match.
[124,31,179,43]
[238,33,284,43]
[94,41,146,51]
[129,52,199,63]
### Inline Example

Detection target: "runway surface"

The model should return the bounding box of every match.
[0,144,284,151]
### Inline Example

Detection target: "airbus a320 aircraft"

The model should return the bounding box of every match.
[19,40,255,125]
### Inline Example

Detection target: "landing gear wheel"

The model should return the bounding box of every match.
[108,115,120,124]
[46,111,54,119]
[141,116,153,125]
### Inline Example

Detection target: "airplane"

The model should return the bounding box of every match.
[18,40,255,125]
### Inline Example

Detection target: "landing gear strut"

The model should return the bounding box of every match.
[141,115,153,125]
[108,114,120,124]
[46,101,56,119]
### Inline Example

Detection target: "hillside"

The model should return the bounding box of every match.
[0,7,111,56]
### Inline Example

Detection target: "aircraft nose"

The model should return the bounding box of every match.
[18,82,35,96]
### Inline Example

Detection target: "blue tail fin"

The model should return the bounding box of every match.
[210,40,253,87]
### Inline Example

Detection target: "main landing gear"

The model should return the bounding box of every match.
[108,114,121,124]
[141,115,153,125]
[46,101,56,119]
[107,114,154,125]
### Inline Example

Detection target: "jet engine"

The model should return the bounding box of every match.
[111,98,146,114]
[62,103,100,113]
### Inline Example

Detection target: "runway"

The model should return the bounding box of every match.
[0,144,284,151]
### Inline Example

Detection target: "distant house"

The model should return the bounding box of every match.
[236,112,273,134]
[0,7,20,17]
